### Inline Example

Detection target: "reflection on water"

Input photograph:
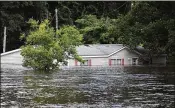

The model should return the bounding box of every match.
[1,66,175,107]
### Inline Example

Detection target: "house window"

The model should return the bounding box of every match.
[111,59,122,65]
[117,59,122,65]
[132,58,138,65]
[80,60,89,66]
[111,59,116,65]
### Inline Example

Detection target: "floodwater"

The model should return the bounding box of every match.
[1,65,175,108]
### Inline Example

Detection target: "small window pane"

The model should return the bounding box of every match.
[111,59,115,65]
[117,59,121,65]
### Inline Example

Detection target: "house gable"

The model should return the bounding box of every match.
[108,47,142,65]
[108,47,142,58]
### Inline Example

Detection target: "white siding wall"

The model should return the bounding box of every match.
[1,51,23,65]
[68,59,75,66]
[90,57,108,66]
[68,59,85,66]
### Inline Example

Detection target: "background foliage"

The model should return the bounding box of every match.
[0,1,129,52]
[1,1,175,63]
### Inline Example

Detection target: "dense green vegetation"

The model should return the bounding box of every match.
[0,1,129,52]
[1,1,175,63]
[21,19,82,70]
[0,1,48,52]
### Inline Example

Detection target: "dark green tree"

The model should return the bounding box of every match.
[0,1,48,53]
[109,1,175,63]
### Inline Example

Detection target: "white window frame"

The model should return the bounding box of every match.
[111,59,122,65]
[116,59,122,65]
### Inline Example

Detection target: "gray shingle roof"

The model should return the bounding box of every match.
[76,44,125,56]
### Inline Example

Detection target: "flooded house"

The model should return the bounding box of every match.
[68,44,167,66]
[1,44,167,67]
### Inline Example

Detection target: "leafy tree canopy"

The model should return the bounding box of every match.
[116,1,175,57]
[21,19,83,70]
[76,15,117,44]
[75,1,175,63]
[0,1,129,53]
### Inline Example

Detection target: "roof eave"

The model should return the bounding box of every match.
[1,49,21,57]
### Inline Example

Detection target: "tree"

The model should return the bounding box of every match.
[75,15,117,44]
[20,19,83,70]
[115,1,175,63]
[48,1,130,26]
[121,2,175,63]
[76,2,175,64]
[0,1,49,53]
[0,1,130,53]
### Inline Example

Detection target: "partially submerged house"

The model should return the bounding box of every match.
[68,44,142,66]
[68,44,166,66]
[1,44,167,67]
